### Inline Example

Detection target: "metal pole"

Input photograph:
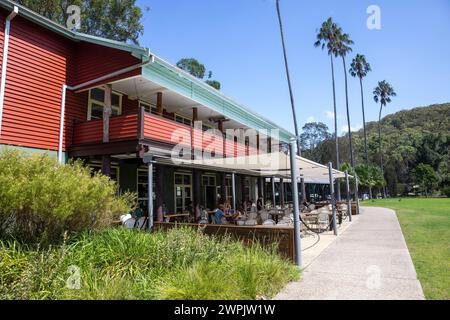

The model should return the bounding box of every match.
[328,162,338,236]
[231,172,236,210]
[355,174,360,215]
[345,170,352,222]
[280,178,285,207]
[271,177,276,208]
[144,156,154,230]
[289,139,302,266]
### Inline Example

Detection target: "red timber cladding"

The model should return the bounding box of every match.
[0,10,5,81]
[194,129,223,155]
[65,42,140,149]
[73,113,138,145]
[65,92,138,147]
[0,15,73,150]
[74,42,140,85]
[143,113,191,146]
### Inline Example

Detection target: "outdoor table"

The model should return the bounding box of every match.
[164,213,190,222]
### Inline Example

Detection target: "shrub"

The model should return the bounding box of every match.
[0,227,299,300]
[443,186,450,198]
[0,149,135,243]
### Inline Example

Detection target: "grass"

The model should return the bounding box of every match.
[362,197,450,300]
[0,227,299,300]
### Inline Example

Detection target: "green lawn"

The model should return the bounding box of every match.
[362,198,450,300]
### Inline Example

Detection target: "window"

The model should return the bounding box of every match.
[174,172,192,213]
[175,114,192,126]
[87,163,119,183]
[88,87,122,120]
[139,101,157,115]
[202,124,213,131]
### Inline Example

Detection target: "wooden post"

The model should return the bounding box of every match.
[156,92,163,115]
[103,84,112,143]
[101,155,111,177]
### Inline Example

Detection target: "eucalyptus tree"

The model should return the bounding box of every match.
[350,54,372,197]
[373,80,396,198]
[314,17,342,200]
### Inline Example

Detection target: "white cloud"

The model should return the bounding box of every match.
[341,124,362,134]
[325,111,344,120]
[306,116,315,123]
[325,111,335,119]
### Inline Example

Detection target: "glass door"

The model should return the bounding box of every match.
[174,173,192,213]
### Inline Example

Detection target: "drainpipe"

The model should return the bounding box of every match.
[58,84,67,164]
[0,6,19,136]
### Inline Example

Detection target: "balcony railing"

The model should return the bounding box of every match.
[72,108,264,157]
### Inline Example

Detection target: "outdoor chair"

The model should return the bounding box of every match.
[316,212,329,232]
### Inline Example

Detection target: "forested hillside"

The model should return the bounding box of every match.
[302,103,450,196]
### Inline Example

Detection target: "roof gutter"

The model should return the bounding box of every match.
[0,5,18,135]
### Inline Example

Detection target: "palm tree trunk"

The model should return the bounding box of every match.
[378,104,387,198]
[343,56,354,170]
[275,0,306,202]
[330,55,341,200]
[359,77,372,199]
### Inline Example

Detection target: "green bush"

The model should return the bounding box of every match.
[443,186,450,198]
[0,149,135,243]
[0,227,299,300]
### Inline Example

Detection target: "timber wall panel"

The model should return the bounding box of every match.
[143,113,191,146]
[0,16,72,150]
[0,9,5,82]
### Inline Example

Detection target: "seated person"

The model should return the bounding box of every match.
[132,204,143,218]
[257,198,263,211]
[214,204,226,224]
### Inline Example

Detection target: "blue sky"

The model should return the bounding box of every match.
[136,0,450,135]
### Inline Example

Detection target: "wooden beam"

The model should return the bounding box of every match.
[192,107,198,122]
[103,84,112,143]
[156,92,163,115]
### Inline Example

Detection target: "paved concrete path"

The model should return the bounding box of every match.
[274,207,425,300]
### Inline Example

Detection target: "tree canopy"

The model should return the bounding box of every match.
[300,103,450,197]
[176,58,221,90]
[17,0,144,45]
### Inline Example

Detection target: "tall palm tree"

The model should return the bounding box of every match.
[350,54,372,198]
[314,17,342,200]
[334,29,355,172]
[373,80,396,198]
[275,0,307,201]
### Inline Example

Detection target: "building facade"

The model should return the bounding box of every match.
[0,1,296,216]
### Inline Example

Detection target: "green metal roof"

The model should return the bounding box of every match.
[0,0,149,60]
[143,57,295,142]
[0,0,295,143]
